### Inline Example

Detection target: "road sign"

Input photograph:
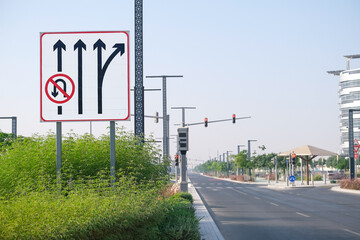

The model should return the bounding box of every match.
[354,139,360,152]
[40,31,130,122]
[289,175,296,182]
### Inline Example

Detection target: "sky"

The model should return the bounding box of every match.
[1,0,360,166]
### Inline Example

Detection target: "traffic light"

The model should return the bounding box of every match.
[205,118,208,127]
[291,153,296,165]
[232,114,236,124]
[175,155,179,166]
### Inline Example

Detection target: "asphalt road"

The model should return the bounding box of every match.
[189,173,360,240]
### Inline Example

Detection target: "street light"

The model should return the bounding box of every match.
[146,75,183,161]
[237,145,245,175]
[226,151,232,177]
[248,140,257,178]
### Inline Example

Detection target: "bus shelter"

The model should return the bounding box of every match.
[279,145,337,185]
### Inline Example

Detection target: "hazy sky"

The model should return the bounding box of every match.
[1,0,360,165]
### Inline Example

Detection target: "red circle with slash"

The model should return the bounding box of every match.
[45,73,75,104]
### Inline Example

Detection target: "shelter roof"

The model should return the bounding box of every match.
[278,145,337,157]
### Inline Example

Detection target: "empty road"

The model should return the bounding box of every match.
[189,173,360,240]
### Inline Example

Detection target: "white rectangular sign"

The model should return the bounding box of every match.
[40,31,130,122]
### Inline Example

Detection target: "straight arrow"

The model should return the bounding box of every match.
[53,40,66,72]
[93,39,106,114]
[74,40,86,115]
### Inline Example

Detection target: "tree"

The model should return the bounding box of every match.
[252,153,276,169]
[235,150,248,175]
[336,157,349,171]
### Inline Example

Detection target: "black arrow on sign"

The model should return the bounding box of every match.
[53,40,66,72]
[74,39,86,115]
[94,39,125,114]
[52,79,67,98]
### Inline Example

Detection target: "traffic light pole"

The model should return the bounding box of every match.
[187,116,251,126]
[180,150,188,192]
[349,109,358,180]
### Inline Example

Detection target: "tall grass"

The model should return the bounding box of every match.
[0,129,200,239]
[0,128,165,198]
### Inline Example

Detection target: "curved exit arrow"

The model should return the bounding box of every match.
[94,40,125,114]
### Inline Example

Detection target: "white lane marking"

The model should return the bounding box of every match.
[232,189,248,195]
[270,202,279,206]
[296,212,310,218]
[343,228,360,237]
[254,197,261,200]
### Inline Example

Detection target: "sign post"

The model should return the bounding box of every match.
[40,31,130,185]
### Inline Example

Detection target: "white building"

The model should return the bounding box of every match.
[329,55,360,155]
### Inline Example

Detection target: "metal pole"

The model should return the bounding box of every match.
[226,151,229,177]
[349,109,355,180]
[162,77,167,159]
[286,158,289,187]
[275,157,278,183]
[110,121,116,186]
[56,122,62,187]
[312,158,314,186]
[134,0,145,139]
[11,117,17,139]
[180,151,188,192]
[248,141,251,177]
[301,158,304,185]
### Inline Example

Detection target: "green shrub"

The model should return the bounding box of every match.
[158,196,200,240]
[173,192,194,204]
[314,174,323,181]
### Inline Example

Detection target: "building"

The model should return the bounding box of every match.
[329,55,360,155]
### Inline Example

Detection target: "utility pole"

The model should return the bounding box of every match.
[171,106,196,127]
[226,151,232,177]
[237,144,245,175]
[237,145,245,154]
[248,140,257,178]
[134,0,145,139]
[146,75,183,161]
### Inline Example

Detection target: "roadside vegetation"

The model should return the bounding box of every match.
[0,129,200,240]
[194,146,359,191]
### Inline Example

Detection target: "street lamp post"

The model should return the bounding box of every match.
[237,144,245,175]
[146,75,183,161]
[248,140,257,179]
[226,151,232,177]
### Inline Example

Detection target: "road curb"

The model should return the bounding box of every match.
[331,186,360,195]
[188,178,225,240]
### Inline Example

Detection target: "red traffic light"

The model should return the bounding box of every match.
[232,114,236,123]
[205,118,208,127]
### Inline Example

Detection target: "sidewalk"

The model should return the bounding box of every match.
[188,179,224,240]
